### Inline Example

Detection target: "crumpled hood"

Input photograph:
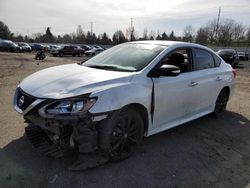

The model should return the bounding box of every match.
[20,64,134,99]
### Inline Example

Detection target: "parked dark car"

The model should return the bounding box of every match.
[237,52,249,61]
[50,45,85,57]
[31,44,44,51]
[18,42,32,52]
[0,40,22,52]
[217,49,239,68]
[80,44,92,51]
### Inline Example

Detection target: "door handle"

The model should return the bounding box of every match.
[188,81,198,87]
[216,76,222,81]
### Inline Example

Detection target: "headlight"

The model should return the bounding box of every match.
[45,98,96,115]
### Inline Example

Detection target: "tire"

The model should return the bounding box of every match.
[78,53,82,57]
[99,108,144,161]
[72,54,76,57]
[59,52,63,57]
[212,89,229,118]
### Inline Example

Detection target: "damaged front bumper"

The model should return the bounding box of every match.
[13,87,108,157]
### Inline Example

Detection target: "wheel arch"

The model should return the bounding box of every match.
[122,103,149,135]
[220,86,230,97]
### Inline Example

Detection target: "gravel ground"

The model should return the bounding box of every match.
[0,52,250,188]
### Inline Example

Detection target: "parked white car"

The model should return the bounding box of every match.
[13,41,235,161]
[85,47,104,56]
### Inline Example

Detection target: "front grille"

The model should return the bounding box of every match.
[16,88,36,111]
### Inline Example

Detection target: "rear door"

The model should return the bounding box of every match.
[190,48,223,113]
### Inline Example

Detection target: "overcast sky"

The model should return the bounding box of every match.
[0,0,249,38]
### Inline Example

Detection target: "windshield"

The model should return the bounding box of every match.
[83,43,165,72]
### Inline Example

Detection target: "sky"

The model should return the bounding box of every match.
[0,0,250,38]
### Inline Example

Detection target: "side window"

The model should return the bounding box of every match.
[213,54,221,67]
[194,48,215,70]
[160,48,192,73]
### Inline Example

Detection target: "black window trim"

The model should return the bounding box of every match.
[147,47,194,77]
[192,47,219,71]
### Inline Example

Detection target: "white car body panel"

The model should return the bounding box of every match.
[20,64,136,99]
[15,41,234,137]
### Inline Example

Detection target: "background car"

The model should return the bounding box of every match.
[48,45,60,52]
[80,44,92,51]
[31,44,44,51]
[237,51,249,61]
[18,42,32,52]
[0,40,22,52]
[93,45,105,50]
[217,49,239,68]
[50,45,85,57]
[85,47,104,56]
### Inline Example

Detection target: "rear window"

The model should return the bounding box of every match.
[194,48,215,70]
[213,54,221,67]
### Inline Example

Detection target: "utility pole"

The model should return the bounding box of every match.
[130,18,134,41]
[216,7,221,42]
[90,22,93,35]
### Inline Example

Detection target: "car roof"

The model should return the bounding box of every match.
[218,49,235,52]
[128,40,214,52]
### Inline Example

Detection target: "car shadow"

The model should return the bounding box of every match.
[0,111,250,188]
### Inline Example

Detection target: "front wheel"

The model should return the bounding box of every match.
[99,108,144,161]
[212,89,229,118]
[59,52,63,57]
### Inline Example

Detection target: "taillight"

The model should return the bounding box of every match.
[232,69,236,78]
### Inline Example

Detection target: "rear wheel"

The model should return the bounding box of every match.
[99,108,144,161]
[212,89,229,118]
[78,53,82,57]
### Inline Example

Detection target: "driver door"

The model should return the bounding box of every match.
[152,48,198,130]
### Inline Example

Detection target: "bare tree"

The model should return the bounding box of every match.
[195,27,209,45]
[142,28,148,40]
[217,19,235,46]
[76,25,86,43]
[246,27,250,41]
[149,30,155,40]
[183,25,195,42]
[112,30,127,44]
[233,23,245,41]
[206,19,218,44]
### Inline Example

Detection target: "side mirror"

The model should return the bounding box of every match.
[149,65,180,77]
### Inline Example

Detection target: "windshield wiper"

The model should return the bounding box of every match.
[86,64,117,70]
[85,64,135,72]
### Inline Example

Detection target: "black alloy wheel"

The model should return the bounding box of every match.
[99,108,144,161]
